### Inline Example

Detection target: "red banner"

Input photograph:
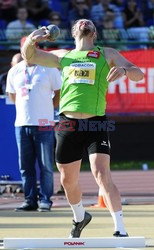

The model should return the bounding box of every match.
[106,49,154,114]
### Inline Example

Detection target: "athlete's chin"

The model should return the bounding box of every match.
[80,29,93,38]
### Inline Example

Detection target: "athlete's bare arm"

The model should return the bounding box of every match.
[21,27,67,68]
[104,47,144,82]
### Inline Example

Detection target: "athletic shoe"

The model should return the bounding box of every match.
[113,231,129,237]
[15,202,38,211]
[69,211,92,238]
[38,202,51,212]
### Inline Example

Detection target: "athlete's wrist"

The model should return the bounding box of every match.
[27,35,36,46]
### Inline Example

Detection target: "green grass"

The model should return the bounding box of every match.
[54,161,154,171]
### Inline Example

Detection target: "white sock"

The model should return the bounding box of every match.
[111,210,127,235]
[70,200,85,222]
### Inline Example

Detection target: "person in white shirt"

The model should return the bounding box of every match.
[6,37,62,211]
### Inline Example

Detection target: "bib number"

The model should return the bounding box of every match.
[69,62,96,85]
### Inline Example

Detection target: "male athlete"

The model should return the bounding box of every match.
[22,19,144,237]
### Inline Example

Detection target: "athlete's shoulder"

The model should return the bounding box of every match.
[49,49,68,58]
[104,47,119,60]
[104,47,117,53]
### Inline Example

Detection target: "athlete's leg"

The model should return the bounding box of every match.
[57,160,92,237]
[55,114,92,236]
[89,153,127,235]
[56,160,82,205]
[55,114,85,219]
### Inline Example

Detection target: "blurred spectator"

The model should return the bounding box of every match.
[111,0,125,11]
[6,8,36,49]
[71,0,92,8]
[69,0,90,26]
[123,0,150,48]
[0,0,17,22]
[18,0,51,26]
[90,0,124,29]
[123,0,145,28]
[101,9,115,29]
[48,11,63,26]
[42,11,68,29]
[100,8,123,48]
[141,0,154,26]
[0,53,22,95]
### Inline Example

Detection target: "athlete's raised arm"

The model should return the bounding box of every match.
[104,47,144,82]
[21,27,67,68]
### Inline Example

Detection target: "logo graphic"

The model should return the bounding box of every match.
[64,242,85,246]
[87,51,100,58]
[101,141,108,146]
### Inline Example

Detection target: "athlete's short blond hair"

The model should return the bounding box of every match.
[71,19,96,37]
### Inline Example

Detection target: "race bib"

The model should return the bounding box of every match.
[69,62,96,85]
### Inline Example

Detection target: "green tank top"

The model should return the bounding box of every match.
[59,46,110,116]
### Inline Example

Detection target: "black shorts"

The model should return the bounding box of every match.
[55,113,111,164]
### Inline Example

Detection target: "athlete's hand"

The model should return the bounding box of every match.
[29,27,55,43]
[106,67,126,82]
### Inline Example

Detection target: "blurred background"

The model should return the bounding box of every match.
[0,0,154,183]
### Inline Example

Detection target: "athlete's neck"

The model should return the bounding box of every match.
[75,38,95,51]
